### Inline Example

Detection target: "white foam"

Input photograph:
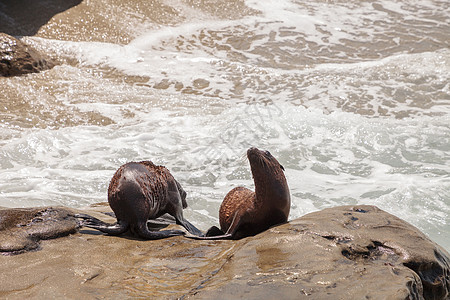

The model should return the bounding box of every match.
[2,0,449,251]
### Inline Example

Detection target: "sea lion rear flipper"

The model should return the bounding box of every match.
[148,213,176,225]
[171,205,204,236]
[146,214,177,230]
[102,211,116,218]
[75,213,128,235]
[176,217,204,236]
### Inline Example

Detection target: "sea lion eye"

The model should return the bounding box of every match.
[280,164,285,171]
[265,150,272,156]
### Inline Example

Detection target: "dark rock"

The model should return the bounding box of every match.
[0,0,82,36]
[0,33,54,76]
[0,207,80,254]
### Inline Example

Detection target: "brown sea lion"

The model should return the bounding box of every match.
[190,147,290,239]
[76,161,203,239]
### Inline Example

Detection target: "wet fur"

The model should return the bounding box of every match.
[189,147,290,240]
[77,161,203,239]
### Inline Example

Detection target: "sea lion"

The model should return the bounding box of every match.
[190,147,290,239]
[76,161,203,239]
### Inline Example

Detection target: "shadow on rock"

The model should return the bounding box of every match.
[0,0,82,36]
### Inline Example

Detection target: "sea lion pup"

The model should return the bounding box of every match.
[76,161,203,239]
[189,147,290,240]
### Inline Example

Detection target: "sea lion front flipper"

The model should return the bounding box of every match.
[175,216,204,236]
[75,213,128,235]
[102,211,116,218]
[223,210,243,237]
[170,199,204,236]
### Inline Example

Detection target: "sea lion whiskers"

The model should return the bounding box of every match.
[255,154,266,167]
[238,152,247,162]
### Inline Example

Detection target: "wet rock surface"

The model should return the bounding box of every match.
[189,205,450,299]
[0,206,80,254]
[0,33,54,76]
[0,204,448,299]
[0,0,82,36]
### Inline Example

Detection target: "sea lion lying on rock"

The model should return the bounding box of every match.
[76,161,203,239]
[190,147,291,239]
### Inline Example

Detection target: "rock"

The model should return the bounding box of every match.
[0,204,448,299]
[0,207,80,254]
[0,33,54,77]
[193,78,210,89]
[0,1,82,37]
[188,205,450,299]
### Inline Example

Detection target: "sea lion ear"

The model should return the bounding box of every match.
[280,164,285,171]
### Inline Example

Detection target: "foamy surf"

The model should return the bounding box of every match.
[0,0,448,250]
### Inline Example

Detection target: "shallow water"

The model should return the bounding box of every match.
[0,0,449,250]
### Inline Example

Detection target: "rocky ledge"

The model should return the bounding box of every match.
[0,33,54,77]
[0,204,448,299]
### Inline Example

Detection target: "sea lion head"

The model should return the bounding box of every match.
[247,147,285,179]
[247,147,290,214]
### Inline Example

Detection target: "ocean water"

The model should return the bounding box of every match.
[0,0,449,251]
